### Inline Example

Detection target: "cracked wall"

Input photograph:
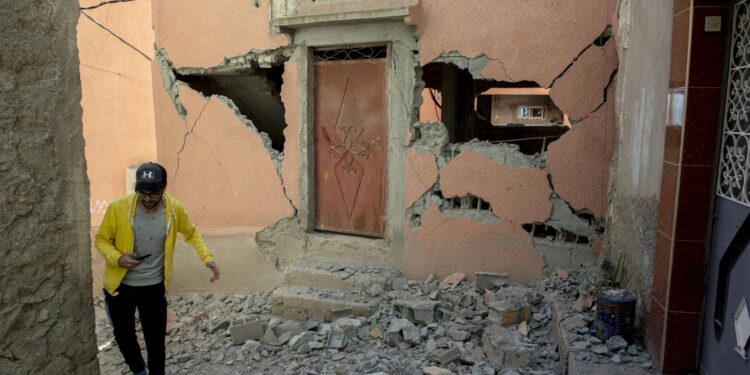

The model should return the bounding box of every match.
[1,2,98,373]
[152,77,294,227]
[148,0,299,228]
[78,0,158,224]
[141,0,622,287]
[401,0,622,282]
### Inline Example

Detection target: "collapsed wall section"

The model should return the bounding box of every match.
[403,0,619,282]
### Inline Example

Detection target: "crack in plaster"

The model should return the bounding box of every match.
[157,47,297,213]
[79,0,134,11]
[173,100,209,184]
[549,25,613,89]
[79,10,151,61]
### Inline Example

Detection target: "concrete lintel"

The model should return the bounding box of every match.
[273,7,410,32]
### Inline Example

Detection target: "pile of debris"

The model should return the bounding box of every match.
[94,270,655,375]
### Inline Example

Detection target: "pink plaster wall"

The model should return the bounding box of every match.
[78,0,157,225]
[550,39,618,121]
[405,205,544,283]
[405,149,439,208]
[547,85,616,218]
[409,0,617,87]
[152,0,288,68]
[439,151,552,224]
[280,61,301,209]
[153,79,292,227]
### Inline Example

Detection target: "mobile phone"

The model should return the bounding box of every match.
[133,254,151,261]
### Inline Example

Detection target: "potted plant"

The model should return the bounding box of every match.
[593,255,637,343]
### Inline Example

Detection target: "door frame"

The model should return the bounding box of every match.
[291,21,419,265]
[311,45,390,238]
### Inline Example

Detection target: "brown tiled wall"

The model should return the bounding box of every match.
[648,1,729,373]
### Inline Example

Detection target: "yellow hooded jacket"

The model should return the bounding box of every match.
[95,192,214,295]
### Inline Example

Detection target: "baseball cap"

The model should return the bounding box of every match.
[135,162,167,192]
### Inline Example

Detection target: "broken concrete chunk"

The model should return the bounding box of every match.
[289,331,314,351]
[326,326,347,349]
[229,319,265,345]
[475,272,510,291]
[422,366,454,375]
[393,299,439,324]
[461,347,486,365]
[386,318,421,346]
[561,316,589,331]
[482,324,536,370]
[606,335,628,352]
[440,273,465,289]
[591,344,609,355]
[487,301,531,327]
[517,321,529,337]
[447,326,471,341]
[428,346,461,365]
[207,318,229,334]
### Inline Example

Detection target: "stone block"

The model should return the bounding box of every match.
[488,301,531,326]
[475,272,509,291]
[423,366,454,375]
[230,319,265,345]
[482,324,536,370]
[393,299,439,324]
[428,346,461,365]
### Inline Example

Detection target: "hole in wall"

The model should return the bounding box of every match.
[593,25,613,47]
[420,62,570,155]
[176,64,287,152]
[522,223,590,245]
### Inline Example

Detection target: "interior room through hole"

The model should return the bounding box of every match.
[421,62,570,154]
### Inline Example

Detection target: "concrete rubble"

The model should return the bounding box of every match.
[94,270,657,375]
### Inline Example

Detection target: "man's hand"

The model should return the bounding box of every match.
[206,261,220,283]
[118,253,142,269]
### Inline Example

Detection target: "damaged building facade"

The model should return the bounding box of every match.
[73,0,747,374]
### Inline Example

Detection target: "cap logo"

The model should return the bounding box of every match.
[141,170,154,180]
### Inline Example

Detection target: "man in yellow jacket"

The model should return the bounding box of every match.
[96,162,220,375]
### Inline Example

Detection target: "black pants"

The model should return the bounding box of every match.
[105,282,167,375]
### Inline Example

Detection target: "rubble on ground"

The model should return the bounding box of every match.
[94,269,657,375]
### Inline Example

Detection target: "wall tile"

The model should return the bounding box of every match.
[675,165,715,241]
[685,88,723,130]
[671,10,691,89]
[652,231,674,308]
[662,312,701,374]
[674,0,691,15]
[689,7,729,88]
[668,240,707,312]
[658,162,679,234]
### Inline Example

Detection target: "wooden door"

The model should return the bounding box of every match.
[313,57,387,237]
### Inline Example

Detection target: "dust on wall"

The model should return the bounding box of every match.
[1,2,98,373]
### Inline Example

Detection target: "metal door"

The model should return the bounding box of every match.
[700,2,750,373]
[313,50,387,237]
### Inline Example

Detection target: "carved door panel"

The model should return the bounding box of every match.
[313,58,387,237]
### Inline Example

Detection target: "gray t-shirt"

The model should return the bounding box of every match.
[121,202,166,286]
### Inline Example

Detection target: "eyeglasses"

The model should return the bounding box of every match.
[138,191,163,200]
